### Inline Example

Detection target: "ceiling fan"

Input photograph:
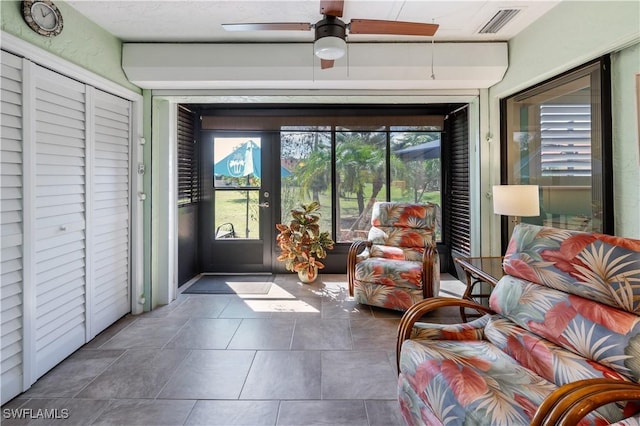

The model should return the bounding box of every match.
[222,0,439,70]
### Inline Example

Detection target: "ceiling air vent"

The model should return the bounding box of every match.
[478,9,521,34]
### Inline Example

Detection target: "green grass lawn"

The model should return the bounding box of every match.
[214,190,260,239]
[214,182,441,241]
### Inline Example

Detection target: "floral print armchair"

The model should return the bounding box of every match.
[347,202,440,312]
[397,223,640,425]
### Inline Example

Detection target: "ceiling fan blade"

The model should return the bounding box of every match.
[320,0,344,17]
[222,23,312,32]
[349,19,439,36]
[320,59,335,69]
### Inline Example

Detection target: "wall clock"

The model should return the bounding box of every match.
[22,0,64,37]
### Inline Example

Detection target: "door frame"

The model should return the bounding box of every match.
[150,94,479,308]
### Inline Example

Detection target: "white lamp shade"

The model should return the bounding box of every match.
[493,185,540,217]
[314,36,346,60]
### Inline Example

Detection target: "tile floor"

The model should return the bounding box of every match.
[3,274,465,426]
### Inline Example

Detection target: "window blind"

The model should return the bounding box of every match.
[446,107,471,257]
[178,106,198,206]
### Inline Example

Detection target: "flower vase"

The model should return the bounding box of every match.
[298,265,318,283]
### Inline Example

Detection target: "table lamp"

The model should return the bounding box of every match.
[492,184,540,224]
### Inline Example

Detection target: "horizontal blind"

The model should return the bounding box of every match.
[447,107,471,256]
[540,104,592,177]
[1,51,24,403]
[178,106,197,205]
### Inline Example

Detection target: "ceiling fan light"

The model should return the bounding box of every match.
[314,36,346,60]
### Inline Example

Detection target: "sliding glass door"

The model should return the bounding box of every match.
[502,58,612,241]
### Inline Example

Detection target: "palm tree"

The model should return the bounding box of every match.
[281,130,331,202]
[391,132,441,203]
[336,132,385,231]
[295,143,330,203]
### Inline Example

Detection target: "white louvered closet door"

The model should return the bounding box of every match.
[1,51,25,404]
[89,89,131,338]
[0,50,135,404]
[33,65,88,378]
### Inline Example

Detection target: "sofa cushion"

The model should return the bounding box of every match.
[369,243,427,262]
[610,415,640,426]
[352,281,425,311]
[371,202,437,229]
[411,315,490,341]
[503,224,640,314]
[368,226,434,246]
[490,275,640,382]
[355,257,423,289]
[483,316,639,420]
[484,316,629,385]
[398,338,612,425]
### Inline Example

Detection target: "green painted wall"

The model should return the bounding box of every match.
[489,0,640,240]
[491,1,640,98]
[611,43,640,239]
[1,0,140,93]
[2,0,147,306]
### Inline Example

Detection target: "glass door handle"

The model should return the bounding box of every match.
[258,201,270,208]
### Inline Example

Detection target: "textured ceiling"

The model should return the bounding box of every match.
[66,0,562,43]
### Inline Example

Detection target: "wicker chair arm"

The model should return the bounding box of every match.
[347,240,372,296]
[420,245,438,299]
[396,297,495,373]
[530,379,640,426]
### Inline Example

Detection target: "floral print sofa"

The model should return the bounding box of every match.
[347,202,440,311]
[397,223,640,425]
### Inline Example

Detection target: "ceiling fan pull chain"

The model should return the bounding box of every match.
[312,46,316,82]
[346,42,350,78]
[430,22,436,80]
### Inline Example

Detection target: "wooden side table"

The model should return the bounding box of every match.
[454,256,505,321]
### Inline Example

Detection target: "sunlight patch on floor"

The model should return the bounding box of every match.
[234,283,297,300]
[243,299,320,313]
